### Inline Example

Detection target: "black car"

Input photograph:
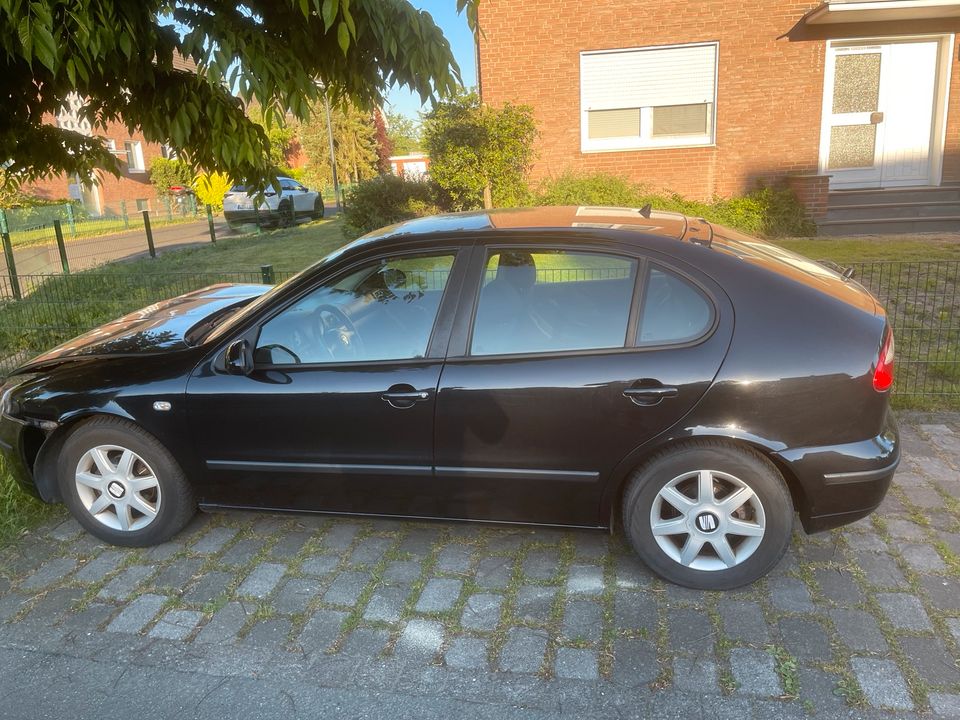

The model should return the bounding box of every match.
[0,207,899,589]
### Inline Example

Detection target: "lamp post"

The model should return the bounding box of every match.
[323,93,342,213]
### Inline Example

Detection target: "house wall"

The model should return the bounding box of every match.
[478,1,960,200]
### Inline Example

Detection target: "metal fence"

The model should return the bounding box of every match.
[0,260,956,400]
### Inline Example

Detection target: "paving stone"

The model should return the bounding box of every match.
[340,627,389,657]
[664,582,707,606]
[844,532,887,553]
[614,555,652,589]
[300,554,340,576]
[143,540,183,563]
[522,549,560,581]
[270,531,313,558]
[182,571,233,605]
[778,618,832,662]
[436,545,473,573]
[397,529,440,557]
[274,577,321,615]
[851,657,913,711]
[475,556,513,589]
[799,541,842,563]
[0,593,26,622]
[718,600,769,644]
[444,637,488,670]
[350,536,394,566]
[829,609,888,652]
[382,559,421,584]
[930,693,960,718]
[363,584,409,623]
[97,565,154,600]
[460,592,503,631]
[196,601,253,644]
[49,517,83,541]
[920,575,960,611]
[149,609,202,640]
[814,568,864,606]
[611,637,659,687]
[249,515,286,536]
[614,591,657,634]
[876,592,933,631]
[323,570,370,606]
[485,532,528,554]
[857,551,909,588]
[670,608,715,651]
[901,543,947,573]
[574,533,608,560]
[191,526,239,554]
[25,586,84,622]
[396,618,444,660]
[555,647,599,680]
[74,550,126,584]
[937,531,960,556]
[105,593,166,634]
[672,656,718,694]
[218,538,264,566]
[415,577,462,612]
[152,557,204,591]
[243,618,292,648]
[562,599,603,642]
[885,519,927,541]
[906,487,944,509]
[20,557,78,590]
[236,562,286,599]
[566,564,604,596]
[62,601,115,632]
[298,608,347,653]
[912,455,956,481]
[730,648,782,697]
[516,585,556,622]
[799,667,846,714]
[769,577,814,613]
[899,636,960,686]
[499,627,547,674]
[947,618,960,645]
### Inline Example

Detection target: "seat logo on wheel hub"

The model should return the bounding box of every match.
[107,481,126,499]
[695,511,719,533]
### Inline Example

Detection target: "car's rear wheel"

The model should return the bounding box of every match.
[622,441,792,590]
[57,417,196,547]
[312,196,325,220]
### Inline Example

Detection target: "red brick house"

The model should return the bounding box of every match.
[477,0,960,233]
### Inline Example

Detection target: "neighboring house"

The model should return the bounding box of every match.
[25,55,197,218]
[477,0,960,233]
[389,153,430,179]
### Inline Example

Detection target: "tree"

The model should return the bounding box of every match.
[373,108,392,174]
[1,0,477,192]
[296,100,378,189]
[423,91,538,210]
[385,111,422,155]
[247,104,296,171]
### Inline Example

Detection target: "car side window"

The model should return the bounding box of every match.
[637,265,713,346]
[255,253,456,365]
[470,249,638,356]
[279,178,295,191]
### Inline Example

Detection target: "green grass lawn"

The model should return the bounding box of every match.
[777,235,960,262]
[9,211,203,248]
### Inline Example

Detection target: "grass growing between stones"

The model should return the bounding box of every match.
[768,644,800,700]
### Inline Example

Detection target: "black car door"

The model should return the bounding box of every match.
[433,240,734,527]
[186,247,467,516]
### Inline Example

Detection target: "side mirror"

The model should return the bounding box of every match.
[224,339,253,376]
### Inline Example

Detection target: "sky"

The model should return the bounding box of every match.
[385,0,476,121]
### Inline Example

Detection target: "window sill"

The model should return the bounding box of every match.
[580,142,717,154]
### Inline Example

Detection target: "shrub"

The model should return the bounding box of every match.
[341,175,440,239]
[193,171,233,212]
[149,157,194,196]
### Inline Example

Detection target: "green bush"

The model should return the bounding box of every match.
[341,175,440,239]
[149,157,194,196]
[533,172,816,238]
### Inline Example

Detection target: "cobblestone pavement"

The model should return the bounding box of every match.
[1,413,959,719]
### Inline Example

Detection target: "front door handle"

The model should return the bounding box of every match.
[623,386,679,406]
[381,385,431,409]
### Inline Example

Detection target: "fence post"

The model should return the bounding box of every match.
[206,205,216,243]
[120,200,129,229]
[143,210,156,258]
[65,203,77,237]
[0,209,7,235]
[1,231,21,301]
[53,220,70,274]
[260,264,274,284]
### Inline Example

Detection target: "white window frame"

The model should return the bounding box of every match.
[580,41,719,153]
[124,140,146,172]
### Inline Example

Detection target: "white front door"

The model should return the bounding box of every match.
[821,38,948,189]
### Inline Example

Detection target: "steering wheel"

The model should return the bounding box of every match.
[313,304,364,361]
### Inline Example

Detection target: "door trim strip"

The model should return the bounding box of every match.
[207,460,432,476]
[435,466,600,483]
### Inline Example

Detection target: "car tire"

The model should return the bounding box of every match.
[57,416,196,547]
[277,201,294,228]
[312,197,325,220]
[622,440,793,590]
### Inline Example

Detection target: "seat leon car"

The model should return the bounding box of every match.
[0,207,899,589]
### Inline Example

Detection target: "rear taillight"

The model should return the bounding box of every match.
[873,327,895,392]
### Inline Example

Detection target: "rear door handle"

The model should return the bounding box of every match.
[623,386,678,406]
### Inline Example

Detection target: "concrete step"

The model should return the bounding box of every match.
[817,215,960,236]
[828,186,960,207]
[824,200,960,222]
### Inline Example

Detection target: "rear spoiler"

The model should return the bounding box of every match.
[816,259,856,281]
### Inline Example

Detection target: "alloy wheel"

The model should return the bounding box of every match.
[74,445,161,532]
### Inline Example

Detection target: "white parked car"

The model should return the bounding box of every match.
[222,176,324,229]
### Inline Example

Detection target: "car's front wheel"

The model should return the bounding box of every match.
[57,417,196,547]
[622,441,793,590]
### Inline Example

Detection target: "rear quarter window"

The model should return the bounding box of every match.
[637,266,713,346]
